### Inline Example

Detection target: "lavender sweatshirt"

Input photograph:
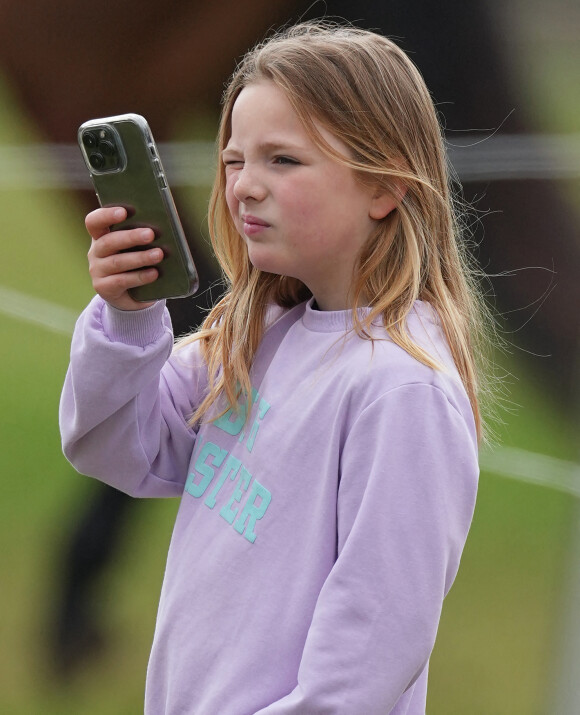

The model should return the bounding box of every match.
[60,296,478,715]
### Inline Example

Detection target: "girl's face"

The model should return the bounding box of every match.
[223,81,393,310]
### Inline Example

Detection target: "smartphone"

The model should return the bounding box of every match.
[78,113,198,301]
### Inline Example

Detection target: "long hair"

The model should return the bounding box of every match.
[178,20,493,440]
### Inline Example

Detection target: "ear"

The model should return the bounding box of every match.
[369,183,407,220]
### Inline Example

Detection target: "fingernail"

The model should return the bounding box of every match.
[140,229,154,241]
[114,208,125,219]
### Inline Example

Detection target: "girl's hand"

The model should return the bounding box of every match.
[86,207,164,311]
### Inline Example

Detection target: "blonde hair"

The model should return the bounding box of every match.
[179,20,492,440]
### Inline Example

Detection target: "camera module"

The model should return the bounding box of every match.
[81,123,125,173]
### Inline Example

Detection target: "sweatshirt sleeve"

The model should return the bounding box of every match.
[59,296,202,498]
[255,382,479,714]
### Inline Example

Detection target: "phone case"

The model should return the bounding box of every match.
[78,113,199,301]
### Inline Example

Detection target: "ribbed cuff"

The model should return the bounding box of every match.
[101,299,168,347]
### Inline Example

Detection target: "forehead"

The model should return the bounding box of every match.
[226,80,346,157]
[228,81,304,135]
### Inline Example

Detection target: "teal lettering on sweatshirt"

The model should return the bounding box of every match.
[220,466,252,524]
[185,441,227,498]
[185,438,272,544]
[204,454,242,509]
[234,481,272,544]
[213,404,246,436]
[213,387,258,437]
[186,386,272,543]
[246,397,271,453]
[235,389,260,445]
[214,387,269,454]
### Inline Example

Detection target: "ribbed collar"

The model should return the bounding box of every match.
[300,298,438,334]
[301,297,372,333]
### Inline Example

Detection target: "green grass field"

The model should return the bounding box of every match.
[0,20,578,712]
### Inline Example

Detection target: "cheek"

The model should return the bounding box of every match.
[279,183,323,225]
[286,190,338,238]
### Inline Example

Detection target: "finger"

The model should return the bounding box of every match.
[93,266,160,302]
[85,206,127,239]
[92,246,164,278]
[89,227,156,259]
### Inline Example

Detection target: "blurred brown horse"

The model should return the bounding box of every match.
[0,0,299,142]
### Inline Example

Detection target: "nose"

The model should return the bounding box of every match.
[232,163,267,203]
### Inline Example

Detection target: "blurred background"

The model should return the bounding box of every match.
[0,1,578,713]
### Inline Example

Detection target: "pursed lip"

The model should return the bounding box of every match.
[241,214,271,237]
[241,214,271,227]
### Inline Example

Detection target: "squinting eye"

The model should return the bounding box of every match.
[224,160,244,167]
[274,156,299,165]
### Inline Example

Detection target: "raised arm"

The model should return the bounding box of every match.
[59,295,202,498]
[60,205,203,497]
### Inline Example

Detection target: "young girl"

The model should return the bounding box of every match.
[61,21,485,714]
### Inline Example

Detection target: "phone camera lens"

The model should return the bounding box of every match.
[89,152,105,170]
[99,140,116,156]
[82,131,97,149]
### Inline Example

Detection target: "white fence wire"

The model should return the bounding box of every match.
[0,133,580,189]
